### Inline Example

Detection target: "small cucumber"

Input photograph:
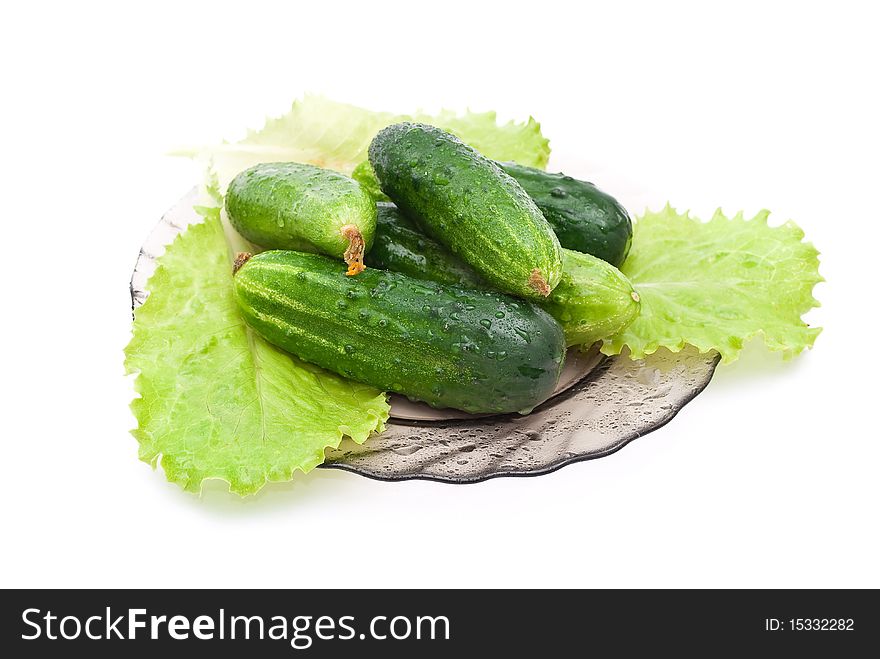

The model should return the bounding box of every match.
[369,123,563,300]
[367,205,640,347]
[225,162,376,275]
[351,160,390,203]
[540,250,641,347]
[233,250,566,414]
[498,162,633,267]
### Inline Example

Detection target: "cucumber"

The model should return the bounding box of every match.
[541,250,641,347]
[498,162,633,267]
[370,203,484,288]
[368,123,563,300]
[233,250,566,414]
[351,160,390,203]
[367,205,640,347]
[354,157,632,266]
[225,162,377,275]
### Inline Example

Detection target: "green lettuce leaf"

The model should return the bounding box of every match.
[413,107,549,171]
[601,206,822,363]
[175,94,550,192]
[125,216,389,495]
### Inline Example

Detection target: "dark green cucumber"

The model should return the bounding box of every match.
[369,203,485,288]
[498,162,633,267]
[368,123,563,300]
[225,162,376,275]
[367,205,640,347]
[233,250,565,414]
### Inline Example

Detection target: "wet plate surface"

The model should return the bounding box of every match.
[324,346,717,482]
[131,189,719,484]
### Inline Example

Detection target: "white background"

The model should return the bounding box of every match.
[2,1,878,588]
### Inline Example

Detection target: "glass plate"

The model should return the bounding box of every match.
[131,189,719,484]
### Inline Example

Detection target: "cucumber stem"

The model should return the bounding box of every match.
[341,224,366,276]
[233,252,253,276]
[528,268,551,297]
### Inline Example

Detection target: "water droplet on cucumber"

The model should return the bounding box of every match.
[517,365,545,379]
